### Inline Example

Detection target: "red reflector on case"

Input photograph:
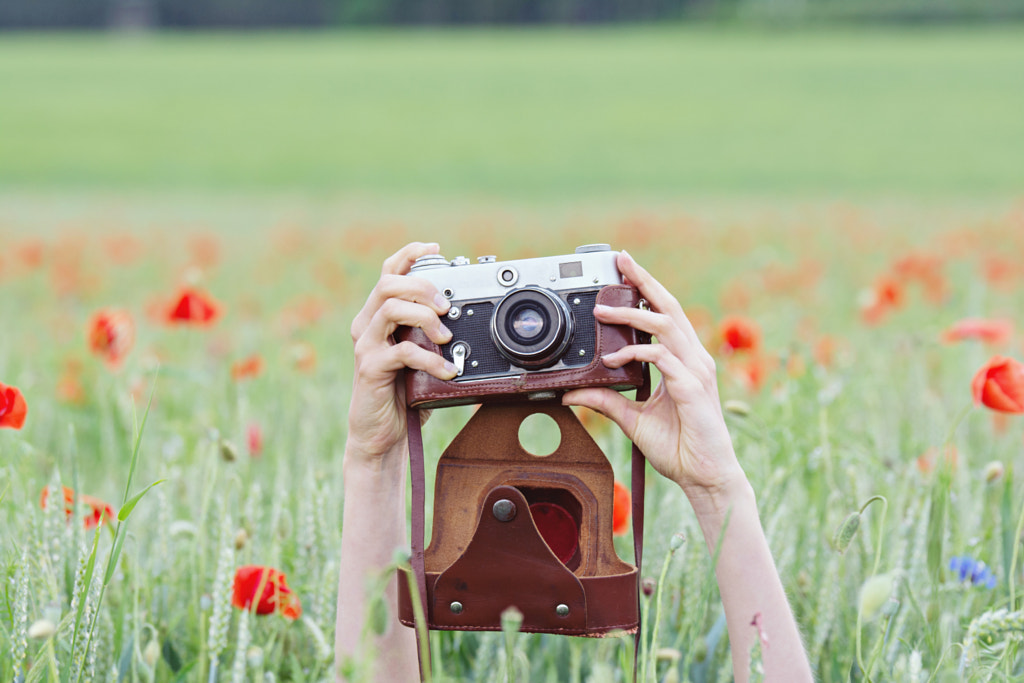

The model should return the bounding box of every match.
[529,502,579,565]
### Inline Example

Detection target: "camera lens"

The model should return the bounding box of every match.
[511,307,545,340]
[491,287,574,369]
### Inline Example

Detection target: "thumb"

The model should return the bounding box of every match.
[562,388,638,439]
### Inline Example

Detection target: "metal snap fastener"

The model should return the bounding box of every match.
[450,601,463,614]
[556,604,570,617]
[492,499,517,522]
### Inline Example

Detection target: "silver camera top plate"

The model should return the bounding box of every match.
[409,244,622,301]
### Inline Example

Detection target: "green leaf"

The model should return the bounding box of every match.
[1002,466,1015,587]
[104,531,128,586]
[117,479,165,522]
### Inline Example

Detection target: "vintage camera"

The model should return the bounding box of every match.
[398,244,649,408]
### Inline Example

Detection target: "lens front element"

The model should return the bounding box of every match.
[511,306,545,341]
[491,287,574,369]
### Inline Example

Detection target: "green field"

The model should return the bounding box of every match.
[3,25,1024,683]
[1,27,1023,197]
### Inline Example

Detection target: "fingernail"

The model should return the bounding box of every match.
[443,360,458,376]
[594,304,610,313]
[621,250,633,262]
[434,293,451,311]
[439,323,452,340]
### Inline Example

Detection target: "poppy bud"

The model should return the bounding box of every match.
[670,533,686,552]
[983,461,1005,484]
[246,646,264,669]
[219,439,237,463]
[641,577,656,597]
[234,528,249,551]
[858,573,894,622]
[832,511,861,554]
[143,639,161,668]
[501,605,524,635]
[724,399,751,417]
[691,636,708,662]
[28,619,56,640]
[368,597,389,636]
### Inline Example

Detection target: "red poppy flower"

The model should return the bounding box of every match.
[232,565,302,619]
[612,480,631,536]
[40,486,114,529]
[972,356,1024,414]
[247,422,263,456]
[88,309,135,366]
[0,382,27,430]
[231,355,264,381]
[718,316,761,354]
[165,288,220,326]
[942,318,1013,346]
[874,276,905,309]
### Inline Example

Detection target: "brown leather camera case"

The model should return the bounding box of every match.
[397,284,648,409]
[397,401,639,635]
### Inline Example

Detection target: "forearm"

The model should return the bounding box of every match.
[689,480,812,683]
[335,441,418,682]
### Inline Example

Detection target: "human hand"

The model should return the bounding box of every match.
[346,242,457,463]
[561,251,749,515]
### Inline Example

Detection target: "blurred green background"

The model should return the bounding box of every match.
[1,26,1023,200]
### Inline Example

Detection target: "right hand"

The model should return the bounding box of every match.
[346,242,458,462]
[562,251,748,514]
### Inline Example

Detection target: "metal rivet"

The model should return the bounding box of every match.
[447,306,461,320]
[450,601,463,614]
[578,349,586,356]
[466,309,474,317]
[493,499,517,522]
[593,277,599,284]
[471,360,478,368]
[573,298,581,305]
[556,604,570,617]
[549,276,557,282]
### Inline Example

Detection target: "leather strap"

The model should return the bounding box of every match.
[631,363,651,683]
[407,406,431,680]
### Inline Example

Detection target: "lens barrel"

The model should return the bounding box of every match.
[490,287,574,369]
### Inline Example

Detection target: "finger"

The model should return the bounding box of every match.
[382,242,440,276]
[617,250,703,348]
[593,304,696,359]
[360,298,453,349]
[370,341,458,381]
[562,387,639,439]
[352,273,451,342]
[601,341,708,383]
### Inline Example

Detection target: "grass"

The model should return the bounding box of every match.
[0,26,1023,197]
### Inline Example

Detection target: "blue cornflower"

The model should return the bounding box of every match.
[949,555,997,589]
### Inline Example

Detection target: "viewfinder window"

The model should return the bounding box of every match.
[559,261,583,278]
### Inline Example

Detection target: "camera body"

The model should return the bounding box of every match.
[398,244,649,409]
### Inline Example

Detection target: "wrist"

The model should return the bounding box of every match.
[343,436,407,483]
[682,473,755,525]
